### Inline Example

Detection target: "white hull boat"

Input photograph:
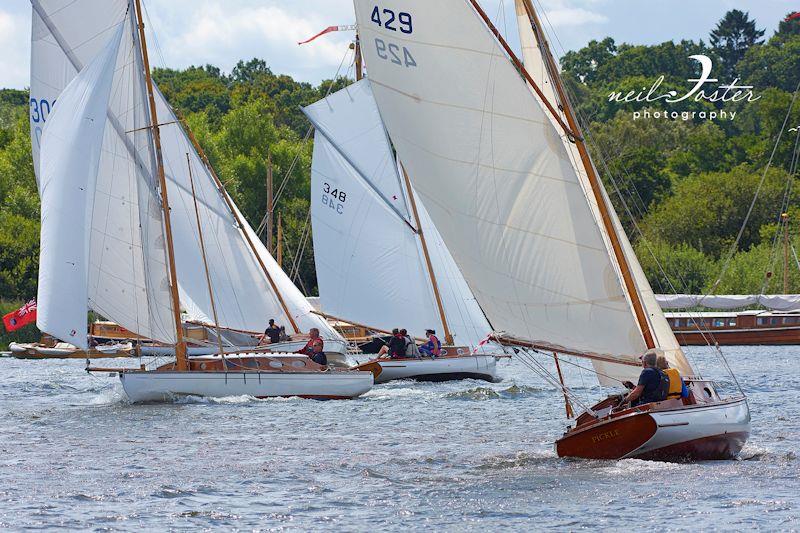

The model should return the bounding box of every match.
[556,381,750,461]
[356,353,498,384]
[138,338,351,362]
[107,353,375,402]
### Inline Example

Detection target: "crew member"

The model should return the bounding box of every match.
[656,354,688,399]
[262,318,281,344]
[308,339,327,367]
[419,329,441,358]
[621,350,668,407]
[299,328,323,356]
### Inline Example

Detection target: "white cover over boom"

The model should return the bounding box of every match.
[37,24,125,349]
[305,80,490,346]
[354,0,646,362]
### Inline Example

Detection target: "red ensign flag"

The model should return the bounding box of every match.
[786,12,800,22]
[2,299,37,332]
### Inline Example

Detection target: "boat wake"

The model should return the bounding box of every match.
[445,384,544,401]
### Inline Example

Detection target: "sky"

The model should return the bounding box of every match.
[1,0,796,89]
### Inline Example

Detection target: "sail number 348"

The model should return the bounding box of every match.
[370,6,417,68]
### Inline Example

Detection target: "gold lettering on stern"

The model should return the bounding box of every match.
[591,429,621,443]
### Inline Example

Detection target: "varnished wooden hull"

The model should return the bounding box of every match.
[673,326,800,345]
[556,397,750,462]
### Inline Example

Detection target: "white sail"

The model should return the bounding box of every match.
[30,1,339,343]
[36,24,124,349]
[153,88,338,338]
[31,1,177,344]
[305,79,490,345]
[513,3,694,382]
[354,0,646,363]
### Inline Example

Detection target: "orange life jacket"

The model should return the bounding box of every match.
[665,368,682,398]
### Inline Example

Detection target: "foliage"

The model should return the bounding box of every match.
[709,9,765,79]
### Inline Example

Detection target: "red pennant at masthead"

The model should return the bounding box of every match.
[2,299,37,333]
[298,25,356,45]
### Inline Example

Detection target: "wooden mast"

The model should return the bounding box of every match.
[400,164,454,345]
[186,153,226,357]
[552,353,574,419]
[134,0,188,369]
[354,35,364,81]
[517,0,655,349]
[178,119,302,334]
[266,154,274,254]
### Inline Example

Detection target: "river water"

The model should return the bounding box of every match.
[0,346,796,531]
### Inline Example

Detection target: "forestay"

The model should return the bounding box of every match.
[32,1,176,344]
[37,24,125,350]
[354,0,648,362]
[304,79,490,346]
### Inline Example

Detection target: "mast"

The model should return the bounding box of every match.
[400,164,454,345]
[178,118,302,334]
[133,0,189,369]
[354,35,364,81]
[517,0,655,349]
[186,153,226,356]
[266,154,274,254]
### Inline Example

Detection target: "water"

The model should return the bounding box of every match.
[0,346,797,531]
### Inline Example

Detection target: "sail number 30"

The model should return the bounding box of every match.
[370,6,417,68]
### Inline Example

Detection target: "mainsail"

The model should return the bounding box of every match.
[37,24,127,349]
[513,0,693,382]
[30,0,340,342]
[304,79,490,346]
[32,1,176,344]
[353,0,691,378]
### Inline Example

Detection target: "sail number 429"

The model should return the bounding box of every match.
[370,5,417,68]
[371,6,413,33]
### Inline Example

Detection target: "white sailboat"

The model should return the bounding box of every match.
[352,0,749,460]
[302,76,498,383]
[30,0,374,401]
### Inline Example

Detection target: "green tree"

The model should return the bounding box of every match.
[635,239,716,294]
[641,165,794,258]
[709,9,765,79]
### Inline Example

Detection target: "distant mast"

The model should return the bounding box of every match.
[134,0,189,368]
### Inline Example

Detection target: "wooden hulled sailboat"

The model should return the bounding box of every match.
[352,0,749,459]
[302,72,498,383]
[30,0,374,402]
